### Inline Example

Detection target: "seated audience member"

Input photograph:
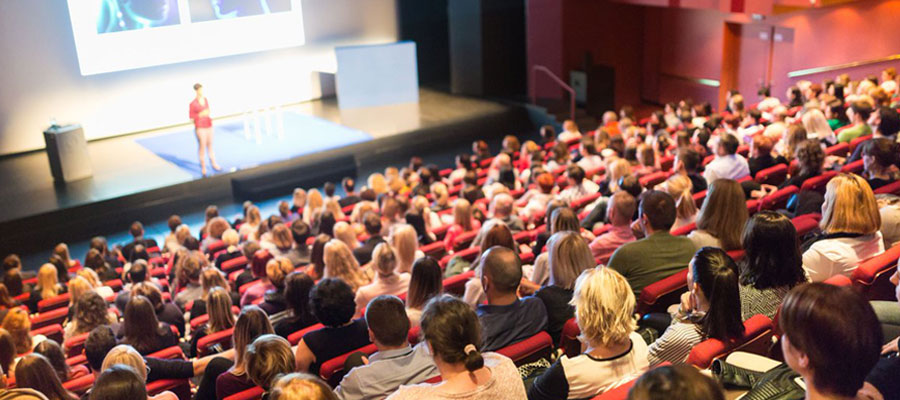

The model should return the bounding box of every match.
[405,257,443,328]
[443,199,482,250]
[269,272,316,338]
[476,247,548,351]
[213,229,243,268]
[529,208,581,287]
[264,224,296,261]
[339,177,362,208]
[187,268,232,320]
[100,345,177,400]
[462,222,519,307]
[236,249,272,303]
[335,296,439,399]
[13,354,78,400]
[386,295,527,400]
[738,212,808,320]
[803,174,885,282]
[558,165,600,205]
[662,174,698,231]
[3,308,45,357]
[778,140,825,194]
[64,276,93,322]
[119,295,179,355]
[558,120,582,143]
[627,365,725,400]
[83,248,118,283]
[33,340,89,383]
[703,133,750,185]
[607,191,697,297]
[122,221,158,262]
[295,278,370,374]
[801,108,837,145]
[216,306,275,399]
[26,263,65,312]
[285,220,312,267]
[598,158,633,197]
[64,291,117,341]
[355,244,410,314]
[672,148,707,194]
[162,215,182,252]
[0,289,17,333]
[488,193,524,234]
[847,106,900,164]
[241,255,285,308]
[200,217,230,254]
[633,144,659,178]
[245,335,296,396]
[270,373,338,400]
[747,135,786,178]
[353,213,386,265]
[388,224,423,274]
[323,240,370,292]
[517,173,555,223]
[89,364,147,400]
[334,221,360,251]
[189,288,235,358]
[241,205,264,240]
[688,179,748,251]
[534,232,594,344]
[837,101,874,143]
[648,247,744,365]
[114,259,155,312]
[133,282,186,338]
[528,267,649,400]
[590,192,638,264]
[174,253,203,308]
[861,138,899,191]
[780,283,882,400]
[257,258,295,315]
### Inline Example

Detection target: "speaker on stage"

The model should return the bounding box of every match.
[43,124,92,183]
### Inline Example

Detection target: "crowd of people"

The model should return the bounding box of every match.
[2,69,900,400]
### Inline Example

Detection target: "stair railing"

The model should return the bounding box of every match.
[529,65,575,122]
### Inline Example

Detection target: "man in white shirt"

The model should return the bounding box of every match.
[558,165,599,204]
[703,133,749,185]
[558,120,582,143]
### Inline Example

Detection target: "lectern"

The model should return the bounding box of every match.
[43,124,92,183]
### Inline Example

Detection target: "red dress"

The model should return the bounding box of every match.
[189,98,212,129]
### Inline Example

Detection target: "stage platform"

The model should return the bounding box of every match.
[0,89,534,256]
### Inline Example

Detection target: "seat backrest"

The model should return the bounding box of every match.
[495,331,553,366]
[759,185,799,211]
[850,244,900,301]
[191,306,240,331]
[726,249,746,262]
[824,274,853,287]
[639,172,669,189]
[38,292,71,313]
[223,386,265,400]
[30,307,69,330]
[148,378,192,400]
[419,241,446,260]
[442,270,475,296]
[692,190,707,208]
[32,323,64,345]
[800,171,838,194]
[824,142,850,157]
[686,314,774,369]
[754,164,788,186]
[452,231,478,251]
[319,343,378,387]
[841,159,865,174]
[874,180,900,196]
[791,215,820,238]
[408,325,422,345]
[63,374,95,394]
[849,134,874,154]
[197,327,235,356]
[571,193,603,211]
[560,318,581,357]
[64,332,90,358]
[221,255,249,273]
[287,323,325,346]
[670,222,696,236]
[148,345,187,360]
[636,269,688,316]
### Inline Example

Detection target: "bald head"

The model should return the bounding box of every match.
[481,246,522,294]
[492,193,514,217]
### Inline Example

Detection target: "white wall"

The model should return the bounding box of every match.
[0,0,398,155]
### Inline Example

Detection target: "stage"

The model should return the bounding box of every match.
[0,89,534,256]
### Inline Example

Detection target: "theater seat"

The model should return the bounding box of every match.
[841,159,864,175]
[30,307,68,330]
[223,386,264,400]
[791,215,820,238]
[495,331,553,366]
[639,172,668,189]
[66,354,87,368]
[32,323,63,345]
[420,241,446,259]
[824,274,852,287]
[319,343,378,386]
[670,222,695,236]
[452,231,478,251]
[206,240,226,255]
[442,270,475,296]
[191,306,242,332]
[148,346,187,360]
[686,314,774,369]
[758,185,799,211]
[636,269,688,316]
[148,378,191,400]
[849,244,900,301]
[824,142,850,157]
[754,164,788,186]
[220,255,249,274]
[589,362,673,400]
[849,134,873,154]
[408,325,421,345]
[571,193,602,211]
[63,374,95,394]
[874,180,900,196]
[692,190,706,208]
[287,323,324,346]
[560,318,581,357]
[64,332,90,357]
[726,249,745,262]
[197,327,235,356]
[440,247,480,269]
[38,293,71,313]
[800,171,838,194]
[659,156,675,172]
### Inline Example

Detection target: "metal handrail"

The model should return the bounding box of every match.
[530,65,575,122]
[788,54,900,78]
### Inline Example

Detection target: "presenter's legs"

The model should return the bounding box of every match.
[206,128,221,171]
[195,128,207,176]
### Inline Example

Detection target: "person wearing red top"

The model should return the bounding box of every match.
[190,83,221,176]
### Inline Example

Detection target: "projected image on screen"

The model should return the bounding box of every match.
[96,0,181,34]
[189,0,292,22]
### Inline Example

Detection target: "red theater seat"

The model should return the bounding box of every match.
[148,346,187,360]
[319,343,378,386]
[791,215,820,238]
[38,293,71,313]
[590,363,672,400]
[692,190,706,208]
[824,274,852,287]
[849,134,873,154]
[442,270,474,296]
[726,249,745,262]
[191,306,241,331]
[824,142,849,157]
[32,323,63,345]
[874,180,900,196]
[197,328,234,356]
[287,323,324,346]
[639,171,668,189]
[31,307,68,330]
[571,193,602,211]
[148,379,192,400]
[560,318,582,357]
[64,332,90,357]
[419,241,446,259]
[63,374,95,394]
[686,314,774,369]
[206,240,226,255]
[66,354,87,368]
[221,255,249,273]
[849,244,900,301]
[758,185,799,211]
[636,269,688,316]
[754,164,788,186]
[800,171,838,194]
[841,159,864,175]
[495,331,553,366]
[452,231,478,251]
[659,155,675,172]
[670,222,695,236]
[224,386,264,400]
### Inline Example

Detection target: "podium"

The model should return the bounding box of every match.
[43,124,92,183]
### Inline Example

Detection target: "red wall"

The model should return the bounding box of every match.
[527,0,565,99]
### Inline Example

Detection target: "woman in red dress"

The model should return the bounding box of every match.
[190,83,221,176]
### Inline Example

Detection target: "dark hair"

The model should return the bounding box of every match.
[627,365,724,400]
[420,295,483,372]
[183,236,200,251]
[48,255,69,284]
[619,175,642,199]
[309,278,356,327]
[405,212,431,245]
[317,211,336,237]
[481,246,522,293]
[544,199,567,227]
[757,86,771,97]
[323,182,336,197]
[851,101,874,120]
[566,165,585,183]
[407,257,442,310]
[740,212,805,290]
[780,283,882,397]
[85,326,117,371]
[365,295,410,347]
[795,140,825,176]
[310,234,330,278]
[122,295,165,354]
[4,270,23,297]
[863,138,900,169]
[251,249,274,278]
[129,221,144,238]
[0,329,15,376]
[167,215,182,233]
[283,272,315,321]
[877,107,900,137]
[639,190,677,231]
[15,353,78,400]
[719,133,739,155]
[127,259,147,283]
[550,207,579,234]
[363,212,382,235]
[2,254,20,272]
[33,340,70,382]
[90,364,147,400]
[245,335,294,389]
[691,248,744,342]
[74,291,111,336]
[677,148,701,172]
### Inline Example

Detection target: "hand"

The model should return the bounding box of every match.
[679,291,695,314]
[882,337,899,355]
[361,356,370,365]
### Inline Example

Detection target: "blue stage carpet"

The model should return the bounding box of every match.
[136,112,372,178]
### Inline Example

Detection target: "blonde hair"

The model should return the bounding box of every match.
[571,267,636,347]
[76,268,102,288]
[372,243,398,276]
[207,287,236,333]
[453,198,474,231]
[333,222,358,250]
[368,173,388,195]
[271,373,338,400]
[389,224,419,274]
[665,174,697,222]
[350,201,376,225]
[270,224,293,251]
[821,173,881,235]
[696,179,748,251]
[292,188,307,208]
[266,257,295,288]
[101,345,147,381]
[246,206,262,227]
[547,232,595,289]
[324,199,345,220]
[67,276,94,307]
[201,268,229,296]
[801,109,835,142]
[222,229,240,247]
[37,263,60,300]
[246,335,295,389]
[323,239,369,291]
[1,308,32,354]
[431,182,449,207]
[606,158,632,193]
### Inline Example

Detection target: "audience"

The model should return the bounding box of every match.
[189,287,235,358]
[703,133,749,184]
[627,365,724,400]
[89,364,147,400]
[100,345,177,400]
[837,101,873,143]
[2,308,45,357]
[271,272,317,338]
[323,240,370,292]
[476,246,547,351]
[295,278,370,374]
[119,295,179,355]
[245,335,295,396]
[33,340,89,383]
[14,354,78,400]
[257,257,296,315]
[216,306,274,399]
[861,138,900,191]
[533,232,594,344]
[388,224,422,274]
[355,243,410,313]
[689,179,748,251]
[404,257,443,328]
[662,174,698,231]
